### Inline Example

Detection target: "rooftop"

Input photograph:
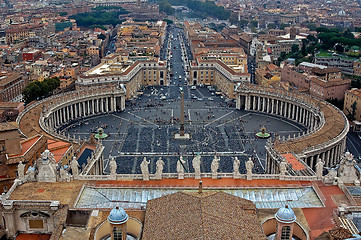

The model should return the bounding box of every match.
[348,88,361,98]
[142,191,266,240]
[8,135,41,158]
[0,121,19,132]
[282,153,306,171]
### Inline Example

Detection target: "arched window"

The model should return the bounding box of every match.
[281,226,291,240]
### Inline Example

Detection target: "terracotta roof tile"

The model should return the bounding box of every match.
[142,191,266,240]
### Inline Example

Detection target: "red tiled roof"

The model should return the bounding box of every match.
[282,153,306,171]
[16,233,51,240]
[9,135,41,158]
[47,139,71,163]
[303,184,344,239]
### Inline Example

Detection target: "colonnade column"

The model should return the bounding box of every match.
[245,95,249,110]
[100,98,104,112]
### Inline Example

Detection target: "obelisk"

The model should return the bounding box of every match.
[175,91,190,139]
[180,91,185,136]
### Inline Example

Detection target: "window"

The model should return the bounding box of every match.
[113,227,122,240]
[29,219,44,229]
[281,226,291,240]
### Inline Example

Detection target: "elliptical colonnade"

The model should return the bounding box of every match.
[235,84,349,172]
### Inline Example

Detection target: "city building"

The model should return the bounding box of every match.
[281,63,351,100]
[344,88,361,124]
[0,72,26,102]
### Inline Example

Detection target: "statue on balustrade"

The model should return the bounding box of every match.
[109,156,117,176]
[140,157,150,181]
[192,153,201,179]
[17,161,25,181]
[246,158,254,180]
[211,155,220,179]
[233,157,241,179]
[71,156,79,176]
[177,156,186,179]
[155,157,165,180]
[315,158,324,180]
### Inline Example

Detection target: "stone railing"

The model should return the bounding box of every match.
[75,172,320,182]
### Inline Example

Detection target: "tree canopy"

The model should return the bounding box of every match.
[69,7,128,27]
[167,0,230,20]
[159,0,174,15]
[22,77,60,104]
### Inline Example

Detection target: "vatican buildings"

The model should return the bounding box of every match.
[0,21,361,240]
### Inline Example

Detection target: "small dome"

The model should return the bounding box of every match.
[275,205,296,223]
[108,206,129,225]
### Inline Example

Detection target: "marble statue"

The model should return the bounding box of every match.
[26,167,36,182]
[41,149,55,163]
[17,161,25,181]
[60,168,70,182]
[71,156,79,176]
[155,157,165,180]
[140,157,150,181]
[211,155,220,179]
[279,161,287,175]
[315,158,324,180]
[337,152,359,184]
[192,153,201,179]
[177,156,186,179]
[233,157,241,179]
[246,158,254,180]
[109,156,117,176]
[37,149,57,182]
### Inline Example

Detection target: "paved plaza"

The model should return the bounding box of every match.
[62,87,305,174]
[62,26,306,175]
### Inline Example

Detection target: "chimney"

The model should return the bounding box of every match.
[198,181,203,193]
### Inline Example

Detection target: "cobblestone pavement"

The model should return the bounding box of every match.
[62,26,306,174]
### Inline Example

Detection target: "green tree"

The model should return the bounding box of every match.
[22,77,60,104]
[343,29,354,39]
[346,101,357,121]
[159,0,174,15]
[326,98,344,110]
[250,20,258,28]
[291,44,299,53]
[301,39,307,56]
[98,33,106,40]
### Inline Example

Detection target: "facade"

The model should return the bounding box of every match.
[315,55,355,75]
[0,102,24,122]
[22,50,42,62]
[281,64,351,100]
[267,39,301,59]
[189,60,250,98]
[343,88,361,122]
[77,58,167,99]
[255,63,281,87]
[354,61,361,76]
[0,72,26,102]
[308,68,350,100]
